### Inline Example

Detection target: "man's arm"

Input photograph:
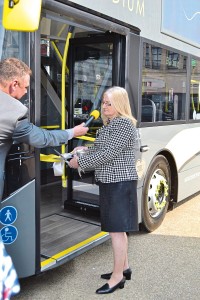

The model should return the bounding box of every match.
[13,119,88,148]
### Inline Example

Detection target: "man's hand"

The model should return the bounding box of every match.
[73,123,88,137]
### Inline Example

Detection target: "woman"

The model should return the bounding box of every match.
[69,86,138,294]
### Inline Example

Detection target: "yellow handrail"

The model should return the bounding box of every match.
[75,136,95,142]
[40,125,60,129]
[61,26,74,187]
[40,154,60,163]
[51,41,69,74]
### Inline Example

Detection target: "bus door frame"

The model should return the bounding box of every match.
[66,32,126,205]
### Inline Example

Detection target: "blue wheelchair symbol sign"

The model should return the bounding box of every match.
[0,206,17,225]
[1,226,18,244]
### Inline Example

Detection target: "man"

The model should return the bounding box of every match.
[0,57,88,200]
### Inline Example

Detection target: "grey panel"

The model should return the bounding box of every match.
[0,180,36,278]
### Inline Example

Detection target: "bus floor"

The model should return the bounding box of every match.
[40,181,107,270]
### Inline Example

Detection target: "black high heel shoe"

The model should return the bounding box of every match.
[96,277,126,294]
[101,268,132,280]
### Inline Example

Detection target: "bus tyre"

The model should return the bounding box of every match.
[142,155,171,232]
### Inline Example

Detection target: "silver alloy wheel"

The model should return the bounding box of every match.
[147,169,169,218]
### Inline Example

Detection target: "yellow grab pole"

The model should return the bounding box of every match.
[61,26,74,187]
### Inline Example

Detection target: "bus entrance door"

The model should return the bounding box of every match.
[65,32,125,211]
[38,22,125,270]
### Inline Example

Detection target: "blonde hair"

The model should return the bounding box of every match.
[0,58,32,88]
[101,86,137,126]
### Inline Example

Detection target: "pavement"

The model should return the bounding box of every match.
[15,195,200,300]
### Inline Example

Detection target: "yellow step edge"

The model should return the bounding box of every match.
[41,257,56,268]
[41,231,108,268]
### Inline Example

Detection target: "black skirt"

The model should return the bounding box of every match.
[99,180,138,232]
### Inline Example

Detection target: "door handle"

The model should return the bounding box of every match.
[140,145,149,152]
[7,156,35,161]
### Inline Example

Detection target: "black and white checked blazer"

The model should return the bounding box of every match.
[78,117,138,183]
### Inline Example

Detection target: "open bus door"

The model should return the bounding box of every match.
[66,32,126,210]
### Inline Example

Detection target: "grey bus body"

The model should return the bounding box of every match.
[0,0,200,277]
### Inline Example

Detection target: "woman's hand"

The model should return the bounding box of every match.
[71,146,88,154]
[68,156,79,169]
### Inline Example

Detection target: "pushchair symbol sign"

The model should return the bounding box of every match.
[1,225,18,244]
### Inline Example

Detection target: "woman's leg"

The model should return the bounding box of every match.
[108,232,128,287]
[123,233,129,270]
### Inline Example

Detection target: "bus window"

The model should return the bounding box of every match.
[142,43,187,122]
[72,43,112,127]
[190,58,200,120]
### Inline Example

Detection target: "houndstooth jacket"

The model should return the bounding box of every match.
[78,117,138,183]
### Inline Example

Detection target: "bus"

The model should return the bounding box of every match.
[0,0,200,278]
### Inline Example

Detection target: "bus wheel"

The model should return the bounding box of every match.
[142,155,171,232]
